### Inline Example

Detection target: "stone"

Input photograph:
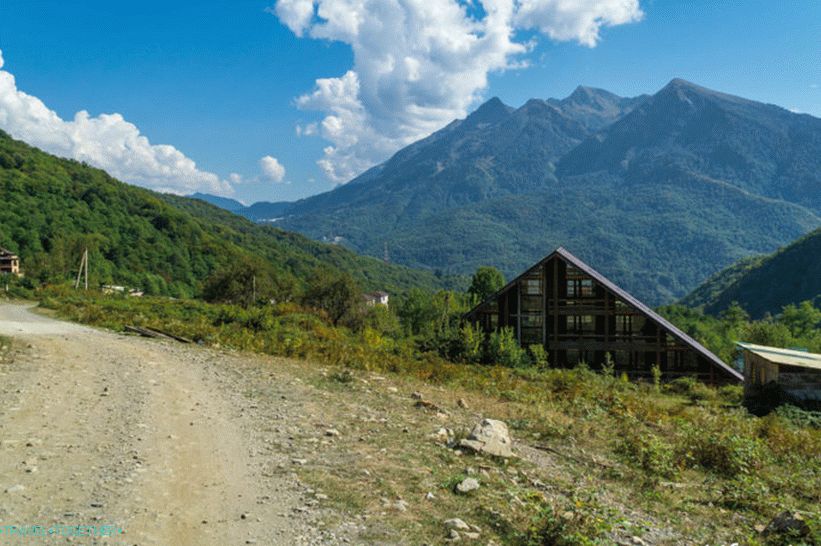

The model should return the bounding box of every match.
[457,398,469,409]
[455,477,480,494]
[411,392,424,400]
[325,429,340,437]
[764,511,810,537]
[393,500,408,512]
[5,484,25,493]
[458,419,514,458]
[444,518,471,531]
[432,427,450,443]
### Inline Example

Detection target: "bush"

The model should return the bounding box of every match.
[665,376,715,403]
[619,429,677,480]
[528,344,549,370]
[677,421,768,477]
[487,327,528,368]
[459,322,485,363]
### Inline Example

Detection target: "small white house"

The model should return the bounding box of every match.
[363,291,389,307]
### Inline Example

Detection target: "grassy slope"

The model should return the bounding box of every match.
[41,293,821,545]
[683,228,821,317]
[0,130,455,296]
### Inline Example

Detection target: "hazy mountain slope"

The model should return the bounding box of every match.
[682,228,821,317]
[189,192,246,212]
[274,80,821,304]
[0,130,453,296]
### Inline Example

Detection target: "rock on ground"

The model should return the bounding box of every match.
[458,419,514,458]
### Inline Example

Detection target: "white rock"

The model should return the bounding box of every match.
[444,518,471,531]
[455,477,480,494]
[458,419,514,458]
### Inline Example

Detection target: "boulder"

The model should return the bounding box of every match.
[458,419,514,458]
[764,511,810,538]
[455,477,480,494]
[444,518,471,531]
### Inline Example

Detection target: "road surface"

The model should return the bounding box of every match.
[0,303,349,545]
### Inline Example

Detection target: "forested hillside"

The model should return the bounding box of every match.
[0,130,454,298]
[682,228,821,317]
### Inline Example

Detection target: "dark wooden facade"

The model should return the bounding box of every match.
[464,248,742,384]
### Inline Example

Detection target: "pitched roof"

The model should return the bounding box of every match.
[466,247,743,381]
[737,342,821,371]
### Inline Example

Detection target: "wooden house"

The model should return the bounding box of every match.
[738,342,821,409]
[0,247,20,276]
[464,247,742,384]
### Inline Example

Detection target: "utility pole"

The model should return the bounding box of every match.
[383,242,390,263]
[74,248,88,290]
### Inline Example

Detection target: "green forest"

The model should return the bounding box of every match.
[0,130,457,299]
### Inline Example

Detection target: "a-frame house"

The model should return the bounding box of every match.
[464,247,742,384]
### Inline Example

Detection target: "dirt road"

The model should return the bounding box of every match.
[0,303,352,545]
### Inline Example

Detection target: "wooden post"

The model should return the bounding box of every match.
[516,282,522,345]
[552,258,559,346]
[74,248,88,290]
[542,262,547,346]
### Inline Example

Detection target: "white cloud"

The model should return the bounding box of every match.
[515,0,644,47]
[271,0,642,183]
[0,49,233,196]
[259,155,287,182]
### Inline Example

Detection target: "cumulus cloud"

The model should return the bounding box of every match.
[271,0,642,182]
[259,155,287,182]
[0,50,233,196]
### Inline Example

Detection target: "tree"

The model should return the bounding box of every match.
[302,267,362,327]
[780,301,821,339]
[468,266,505,303]
[202,257,293,307]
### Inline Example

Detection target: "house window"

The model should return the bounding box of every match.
[523,278,542,295]
[616,315,632,334]
[567,278,594,298]
[566,315,594,333]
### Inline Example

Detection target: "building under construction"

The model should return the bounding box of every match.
[464,247,742,384]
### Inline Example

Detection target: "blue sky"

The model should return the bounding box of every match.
[0,1,819,203]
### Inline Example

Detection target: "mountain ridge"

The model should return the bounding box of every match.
[199,80,821,304]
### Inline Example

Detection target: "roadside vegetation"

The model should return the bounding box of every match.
[4,264,818,544]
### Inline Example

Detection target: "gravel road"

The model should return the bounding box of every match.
[0,303,355,545]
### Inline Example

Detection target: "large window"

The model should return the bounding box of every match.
[567,278,595,298]
[566,314,594,334]
[523,278,542,295]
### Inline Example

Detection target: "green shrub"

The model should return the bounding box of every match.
[459,322,485,363]
[487,327,528,368]
[665,376,715,403]
[651,364,662,391]
[618,429,677,480]
[677,421,768,477]
[528,344,549,370]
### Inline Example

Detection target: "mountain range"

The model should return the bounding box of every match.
[201,78,821,305]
